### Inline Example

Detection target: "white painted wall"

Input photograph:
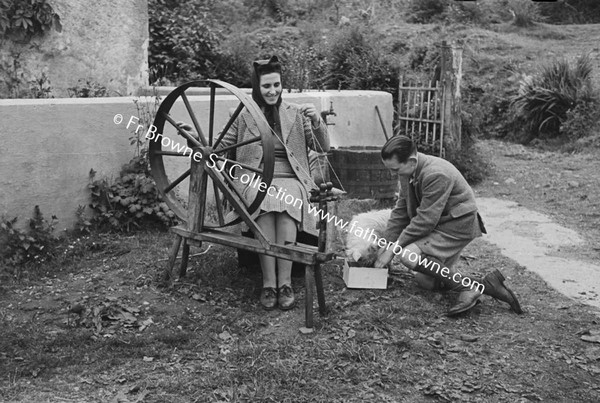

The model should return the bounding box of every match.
[0,90,392,231]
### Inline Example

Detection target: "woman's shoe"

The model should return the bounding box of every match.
[278,284,296,310]
[260,287,277,310]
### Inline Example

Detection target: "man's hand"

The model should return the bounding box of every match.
[374,248,395,268]
[300,104,320,126]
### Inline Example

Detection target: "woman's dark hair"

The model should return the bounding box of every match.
[251,55,282,108]
[381,135,416,163]
[253,55,282,76]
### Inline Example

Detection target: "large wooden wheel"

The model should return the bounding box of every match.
[149,80,274,228]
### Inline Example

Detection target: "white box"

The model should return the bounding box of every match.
[342,259,388,289]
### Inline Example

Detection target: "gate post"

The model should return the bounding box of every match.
[440,41,463,158]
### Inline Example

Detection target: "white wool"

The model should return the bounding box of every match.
[344,209,392,263]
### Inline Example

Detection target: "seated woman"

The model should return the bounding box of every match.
[182,56,329,310]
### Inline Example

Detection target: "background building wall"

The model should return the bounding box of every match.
[0,0,148,98]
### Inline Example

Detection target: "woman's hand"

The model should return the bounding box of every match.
[300,104,320,126]
[175,121,193,132]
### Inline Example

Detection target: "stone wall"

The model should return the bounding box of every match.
[0,0,148,98]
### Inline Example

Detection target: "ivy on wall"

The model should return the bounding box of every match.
[0,0,62,41]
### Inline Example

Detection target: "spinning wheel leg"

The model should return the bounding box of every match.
[179,240,190,278]
[305,265,315,328]
[164,235,183,283]
[314,263,328,316]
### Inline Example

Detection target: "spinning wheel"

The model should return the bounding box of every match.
[149,79,274,228]
[149,80,338,328]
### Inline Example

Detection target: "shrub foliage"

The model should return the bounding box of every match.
[88,158,176,233]
[511,54,596,141]
[0,206,58,266]
[0,0,61,40]
[148,0,222,84]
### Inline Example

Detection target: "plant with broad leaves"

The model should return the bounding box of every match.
[0,0,61,41]
[67,78,108,98]
[0,206,59,266]
[88,158,176,233]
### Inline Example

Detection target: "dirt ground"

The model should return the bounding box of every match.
[475,139,600,264]
[1,138,600,403]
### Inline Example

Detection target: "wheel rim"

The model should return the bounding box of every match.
[149,79,274,228]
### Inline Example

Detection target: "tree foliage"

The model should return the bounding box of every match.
[148,0,222,84]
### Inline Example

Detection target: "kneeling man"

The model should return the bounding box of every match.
[374,135,522,316]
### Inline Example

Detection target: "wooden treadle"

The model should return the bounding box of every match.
[171,226,334,265]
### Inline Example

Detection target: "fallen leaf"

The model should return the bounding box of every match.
[139,318,153,332]
[521,392,543,401]
[299,327,314,334]
[460,334,479,342]
[580,329,600,343]
[581,334,600,344]
[218,331,233,341]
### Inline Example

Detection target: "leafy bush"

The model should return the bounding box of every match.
[244,0,287,21]
[0,206,58,266]
[406,0,448,23]
[88,93,176,232]
[407,44,440,74]
[324,25,398,93]
[511,54,595,141]
[212,34,258,88]
[88,161,176,232]
[560,98,600,141]
[445,1,487,25]
[505,0,542,27]
[67,78,108,97]
[539,0,600,24]
[29,72,53,98]
[148,0,221,85]
[0,0,61,40]
[405,0,542,26]
[449,112,492,184]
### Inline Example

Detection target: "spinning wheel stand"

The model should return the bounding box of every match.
[149,80,339,328]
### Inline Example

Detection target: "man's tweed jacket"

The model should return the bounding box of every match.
[384,153,484,247]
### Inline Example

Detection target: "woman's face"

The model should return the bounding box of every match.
[259,72,282,105]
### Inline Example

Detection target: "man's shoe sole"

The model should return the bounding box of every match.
[447,298,480,317]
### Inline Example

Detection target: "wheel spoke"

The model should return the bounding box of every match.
[164,168,191,194]
[162,111,202,148]
[218,170,248,210]
[208,84,216,145]
[213,102,244,149]
[154,150,188,157]
[150,79,274,229]
[216,135,261,155]
[181,92,208,147]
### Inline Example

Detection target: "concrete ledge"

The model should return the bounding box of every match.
[0,90,392,231]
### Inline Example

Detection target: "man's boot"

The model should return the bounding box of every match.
[414,255,481,316]
[414,272,444,291]
[477,270,523,314]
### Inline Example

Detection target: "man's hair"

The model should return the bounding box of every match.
[381,135,416,163]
